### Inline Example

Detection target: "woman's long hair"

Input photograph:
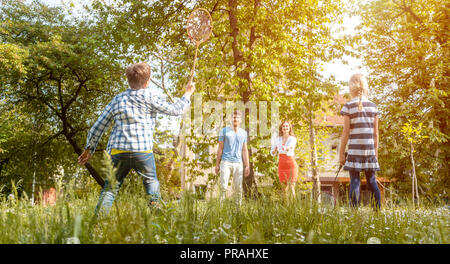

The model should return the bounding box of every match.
[279,120,295,137]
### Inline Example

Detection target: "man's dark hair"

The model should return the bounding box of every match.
[233,109,242,117]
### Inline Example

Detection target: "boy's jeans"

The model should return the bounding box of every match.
[94,152,160,215]
[219,160,243,204]
[349,170,381,210]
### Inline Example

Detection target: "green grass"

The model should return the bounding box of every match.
[0,185,448,244]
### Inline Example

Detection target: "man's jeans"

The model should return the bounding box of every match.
[349,170,381,210]
[94,152,160,215]
[219,160,243,204]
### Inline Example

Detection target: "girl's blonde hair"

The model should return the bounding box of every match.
[349,73,369,111]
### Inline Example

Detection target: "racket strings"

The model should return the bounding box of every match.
[187,9,212,43]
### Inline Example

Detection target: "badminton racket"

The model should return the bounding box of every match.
[186,8,213,84]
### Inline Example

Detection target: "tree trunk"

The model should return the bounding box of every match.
[47,75,104,187]
[65,133,104,187]
[179,134,188,190]
[308,110,321,202]
[411,171,415,206]
[410,142,419,206]
[228,0,260,198]
[31,151,36,205]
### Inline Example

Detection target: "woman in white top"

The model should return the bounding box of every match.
[271,121,298,199]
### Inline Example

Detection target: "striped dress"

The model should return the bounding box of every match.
[340,97,380,172]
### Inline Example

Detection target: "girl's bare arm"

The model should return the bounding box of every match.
[339,116,350,165]
[374,116,379,158]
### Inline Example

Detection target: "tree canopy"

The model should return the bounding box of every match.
[0,0,125,189]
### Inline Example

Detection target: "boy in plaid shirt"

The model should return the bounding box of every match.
[78,62,194,214]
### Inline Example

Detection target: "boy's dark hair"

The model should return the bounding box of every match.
[233,109,242,117]
[126,62,151,89]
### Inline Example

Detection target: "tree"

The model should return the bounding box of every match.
[401,120,428,206]
[0,0,125,188]
[356,0,449,202]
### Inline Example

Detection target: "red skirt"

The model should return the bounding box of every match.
[278,154,298,183]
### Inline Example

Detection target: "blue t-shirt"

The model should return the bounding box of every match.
[219,127,247,163]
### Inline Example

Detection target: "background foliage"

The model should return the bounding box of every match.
[0,0,448,202]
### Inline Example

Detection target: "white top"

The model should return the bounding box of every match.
[270,136,296,157]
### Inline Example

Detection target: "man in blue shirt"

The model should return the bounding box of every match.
[215,110,250,204]
[78,62,194,214]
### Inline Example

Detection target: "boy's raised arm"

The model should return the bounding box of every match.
[149,82,195,116]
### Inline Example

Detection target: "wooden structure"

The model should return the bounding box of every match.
[33,187,58,206]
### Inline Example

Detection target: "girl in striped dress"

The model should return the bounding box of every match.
[339,74,381,209]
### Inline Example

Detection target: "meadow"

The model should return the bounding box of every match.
[0,183,447,244]
[1,0,448,246]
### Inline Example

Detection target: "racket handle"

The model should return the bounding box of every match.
[189,44,199,84]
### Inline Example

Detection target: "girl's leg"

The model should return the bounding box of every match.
[290,162,298,199]
[365,170,381,210]
[281,182,288,200]
[349,170,361,208]
[289,181,296,199]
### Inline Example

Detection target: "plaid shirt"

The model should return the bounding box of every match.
[85,88,191,154]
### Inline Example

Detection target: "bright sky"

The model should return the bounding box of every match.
[321,14,368,94]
